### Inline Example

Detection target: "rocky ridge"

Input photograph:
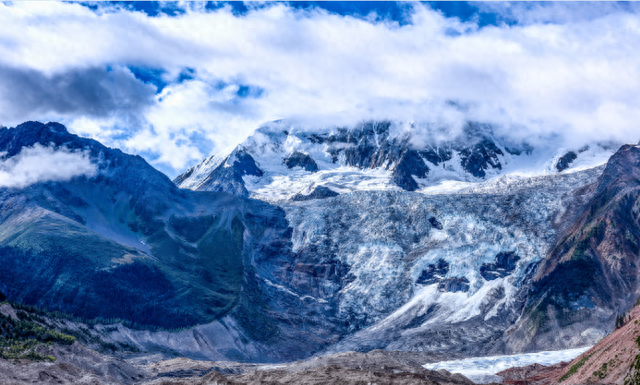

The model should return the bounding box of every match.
[175,120,616,202]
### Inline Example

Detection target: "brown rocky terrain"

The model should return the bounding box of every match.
[0,340,473,385]
[139,350,474,385]
[497,362,569,385]
[498,304,640,385]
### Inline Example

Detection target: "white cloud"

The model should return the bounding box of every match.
[0,144,97,188]
[0,2,639,176]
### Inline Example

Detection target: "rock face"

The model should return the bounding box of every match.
[416,259,450,285]
[191,148,264,197]
[390,150,431,191]
[291,185,339,201]
[428,217,443,230]
[284,151,318,172]
[556,151,578,171]
[174,120,518,198]
[480,252,520,281]
[459,138,504,178]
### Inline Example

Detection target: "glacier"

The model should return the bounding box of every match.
[424,346,591,384]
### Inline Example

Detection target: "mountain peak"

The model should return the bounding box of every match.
[14,120,69,136]
[2,121,74,156]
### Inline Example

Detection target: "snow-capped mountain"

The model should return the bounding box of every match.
[175,120,617,201]
[1,120,636,365]
[167,119,636,359]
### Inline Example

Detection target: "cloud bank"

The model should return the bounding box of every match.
[0,2,639,176]
[0,144,97,188]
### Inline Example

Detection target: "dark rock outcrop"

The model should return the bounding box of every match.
[234,149,264,177]
[419,147,453,166]
[291,185,339,201]
[416,259,450,285]
[284,152,318,172]
[391,150,430,191]
[556,151,578,172]
[480,252,520,281]
[429,217,443,230]
[459,138,504,178]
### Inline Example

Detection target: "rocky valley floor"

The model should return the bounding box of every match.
[0,346,475,385]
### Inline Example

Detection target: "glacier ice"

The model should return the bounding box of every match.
[424,346,591,384]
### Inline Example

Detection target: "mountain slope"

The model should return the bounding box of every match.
[504,304,640,385]
[505,144,640,353]
[0,122,320,362]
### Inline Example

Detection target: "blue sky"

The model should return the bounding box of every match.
[1,1,640,177]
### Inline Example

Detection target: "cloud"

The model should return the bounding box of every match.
[0,144,97,188]
[0,65,156,133]
[1,2,640,176]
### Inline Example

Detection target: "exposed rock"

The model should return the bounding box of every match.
[191,149,263,197]
[480,252,520,281]
[459,138,504,178]
[416,259,450,285]
[429,217,444,230]
[172,168,194,187]
[391,167,419,191]
[283,152,318,172]
[391,150,430,191]
[291,186,339,201]
[173,154,225,189]
[419,147,453,166]
[578,145,590,153]
[141,350,473,385]
[556,151,577,172]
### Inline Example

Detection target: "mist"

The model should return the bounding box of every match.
[0,144,97,188]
